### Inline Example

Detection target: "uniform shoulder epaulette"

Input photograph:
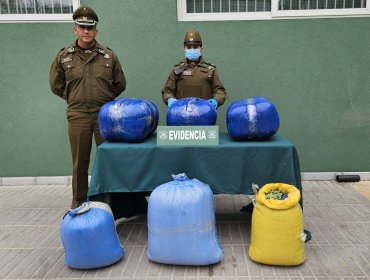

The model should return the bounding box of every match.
[173,61,188,75]
[66,46,77,53]
[175,60,186,67]
[97,48,106,54]
[96,47,112,59]
[98,46,112,57]
[198,61,216,70]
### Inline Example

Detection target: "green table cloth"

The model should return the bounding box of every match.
[88,132,302,199]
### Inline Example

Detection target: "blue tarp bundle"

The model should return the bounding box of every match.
[61,202,124,269]
[166,97,217,126]
[147,173,224,265]
[99,98,158,143]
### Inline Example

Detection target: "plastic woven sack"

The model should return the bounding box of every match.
[61,202,124,269]
[249,183,306,266]
[147,173,223,265]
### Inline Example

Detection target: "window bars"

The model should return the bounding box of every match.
[0,0,74,15]
[186,0,271,12]
[185,0,365,12]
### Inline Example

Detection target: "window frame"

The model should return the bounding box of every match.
[177,0,370,20]
[0,0,79,22]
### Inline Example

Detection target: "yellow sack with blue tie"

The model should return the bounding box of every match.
[249,183,306,266]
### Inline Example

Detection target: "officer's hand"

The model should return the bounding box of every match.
[167,98,178,108]
[208,98,218,109]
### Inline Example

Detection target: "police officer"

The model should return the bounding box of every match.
[49,6,126,209]
[162,30,227,109]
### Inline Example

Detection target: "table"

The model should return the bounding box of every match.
[88,132,302,203]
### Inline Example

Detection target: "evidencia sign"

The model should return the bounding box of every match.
[157,126,219,146]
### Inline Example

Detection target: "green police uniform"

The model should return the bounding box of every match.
[49,41,126,209]
[162,30,227,107]
[161,57,227,106]
[49,42,126,112]
[49,6,126,208]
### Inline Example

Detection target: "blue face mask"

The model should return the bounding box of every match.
[185,49,201,61]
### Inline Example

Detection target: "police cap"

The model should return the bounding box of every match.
[184,30,202,46]
[73,6,98,26]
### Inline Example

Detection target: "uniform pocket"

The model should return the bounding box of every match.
[64,64,83,81]
[92,64,113,79]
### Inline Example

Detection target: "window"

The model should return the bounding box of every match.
[0,0,79,22]
[178,0,370,20]
[272,0,369,17]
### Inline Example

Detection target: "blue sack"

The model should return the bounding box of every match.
[61,202,124,269]
[166,97,217,126]
[99,98,159,143]
[147,173,223,265]
[226,96,280,140]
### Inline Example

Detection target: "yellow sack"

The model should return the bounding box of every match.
[249,183,306,266]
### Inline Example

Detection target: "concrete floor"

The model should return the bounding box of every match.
[0,180,369,280]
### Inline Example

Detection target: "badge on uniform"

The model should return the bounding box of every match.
[62,57,72,63]
[104,54,110,59]
[182,70,193,76]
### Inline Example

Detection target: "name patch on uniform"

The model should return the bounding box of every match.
[182,70,193,76]
[61,57,72,63]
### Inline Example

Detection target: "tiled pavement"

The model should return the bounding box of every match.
[0,181,369,280]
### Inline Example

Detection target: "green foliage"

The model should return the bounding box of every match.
[265,190,286,200]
